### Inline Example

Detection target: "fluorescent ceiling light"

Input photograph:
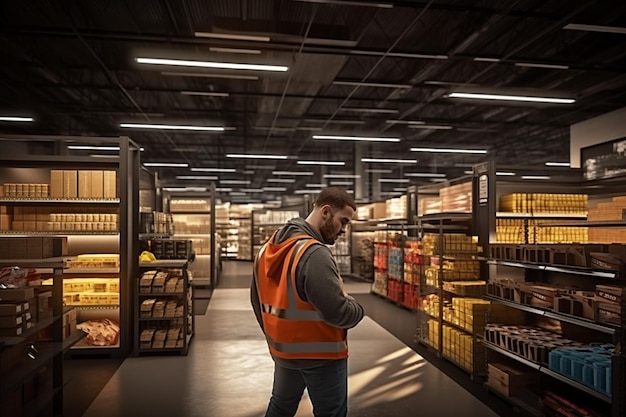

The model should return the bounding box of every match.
[144,162,189,167]
[293,0,393,8]
[340,107,399,114]
[227,154,288,160]
[515,62,569,70]
[176,175,218,180]
[306,184,327,188]
[297,160,345,166]
[563,23,626,35]
[181,91,229,97]
[220,180,251,185]
[330,181,353,186]
[191,167,236,173]
[448,92,575,104]
[215,188,233,192]
[379,178,409,183]
[385,120,425,125]
[323,174,361,179]
[313,135,400,143]
[230,192,246,196]
[240,188,264,193]
[304,118,365,125]
[246,165,275,170]
[162,71,259,80]
[267,178,296,183]
[164,187,207,192]
[136,57,288,72]
[272,171,314,176]
[333,80,410,89]
[68,145,120,151]
[496,172,516,176]
[361,158,416,164]
[294,189,317,194]
[545,162,570,167]
[521,175,551,180]
[243,170,254,175]
[411,147,487,154]
[209,47,261,55]
[0,116,34,122]
[366,169,392,174]
[89,154,118,159]
[404,172,446,178]
[424,81,479,87]
[263,187,287,192]
[408,124,453,130]
[393,187,408,192]
[464,171,473,175]
[473,57,500,63]
[431,178,447,182]
[120,123,224,131]
[194,32,270,42]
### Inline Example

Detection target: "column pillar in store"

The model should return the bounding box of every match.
[354,143,365,201]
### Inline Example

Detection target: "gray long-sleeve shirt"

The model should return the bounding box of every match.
[250,217,365,369]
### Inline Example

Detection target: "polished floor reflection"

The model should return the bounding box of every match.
[82,262,502,417]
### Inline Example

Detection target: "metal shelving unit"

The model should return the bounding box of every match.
[0,135,141,360]
[136,260,194,355]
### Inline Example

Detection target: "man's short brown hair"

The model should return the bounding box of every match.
[314,187,356,211]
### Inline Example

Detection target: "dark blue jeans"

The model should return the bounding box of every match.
[265,359,348,417]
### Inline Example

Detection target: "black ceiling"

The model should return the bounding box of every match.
[1,0,626,202]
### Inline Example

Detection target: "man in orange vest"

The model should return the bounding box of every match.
[251,187,364,417]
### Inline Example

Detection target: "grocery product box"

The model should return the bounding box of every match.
[50,170,64,197]
[595,285,622,305]
[103,170,117,198]
[63,170,78,198]
[0,287,34,301]
[0,303,22,316]
[0,314,22,328]
[91,170,104,198]
[0,326,23,336]
[596,302,621,325]
[78,170,91,198]
[487,363,539,397]
[530,285,560,308]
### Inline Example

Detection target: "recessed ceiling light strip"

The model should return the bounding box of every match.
[194,32,271,42]
[191,168,236,172]
[404,172,446,178]
[136,57,288,72]
[0,116,34,122]
[361,158,416,164]
[563,23,626,35]
[448,92,575,104]
[313,135,400,143]
[323,174,361,179]
[333,81,411,89]
[181,91,229,97]
[272,171,314,176]
[209,47,262,55]
[120,123,224,131]
[340,107,399,114]
[144,162,189,167]
[515,62,570,70]
[227,154,288,160]
[176,175,219,180]
[545,162,570,167]
[293,0,393,8]
[267,178,296,183]
[410,147,487,154]
[162,71,259,80]
[297,160,345,166]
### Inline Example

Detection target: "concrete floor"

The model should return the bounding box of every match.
[81,262,502,417]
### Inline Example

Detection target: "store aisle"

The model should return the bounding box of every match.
[82,262,501,417]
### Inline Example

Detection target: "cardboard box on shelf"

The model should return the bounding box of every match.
[0,287,35,302]
[595,285,622,305]
[91,170,104,198]
[596,302,621,325]
[50,170,64,197]
[78,170,91,198]
[63,170,78,198]
[0,303,22,316]
[0,315,22,328]
[487,363,539,397]
[103,170,117,198]
[0,214,12,231]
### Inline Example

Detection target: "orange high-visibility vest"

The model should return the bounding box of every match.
[254,232,348,360]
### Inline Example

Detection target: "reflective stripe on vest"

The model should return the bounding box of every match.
[265,334,347,353]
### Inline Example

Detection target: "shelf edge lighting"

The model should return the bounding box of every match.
[120,123,224,131]
[136,57,288,72]
[410,147,487,154]
[313,135,399,143]
[448,92,575,104]
[0,116,34,122]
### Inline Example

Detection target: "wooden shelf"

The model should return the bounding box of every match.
[487,259,618,279]
[0,198,119,204]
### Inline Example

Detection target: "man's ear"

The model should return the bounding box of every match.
[321,204,332,219]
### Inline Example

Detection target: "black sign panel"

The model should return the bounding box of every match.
[581,137,626,180]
